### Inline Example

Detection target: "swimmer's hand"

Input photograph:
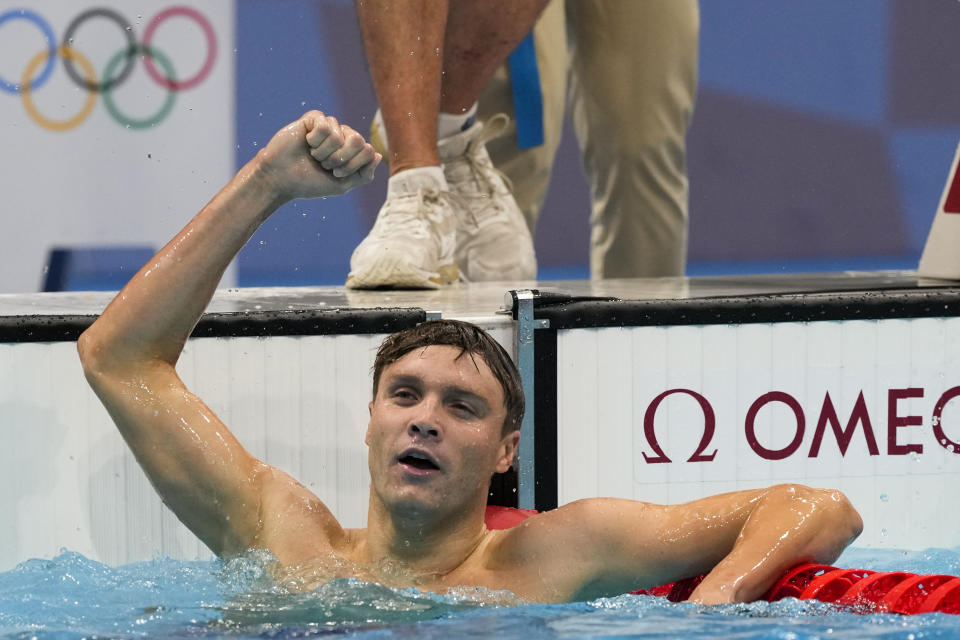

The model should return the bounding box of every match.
[255,110,382,201]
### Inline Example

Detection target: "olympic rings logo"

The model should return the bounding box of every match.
[0,6,217,131]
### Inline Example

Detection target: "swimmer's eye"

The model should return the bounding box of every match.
[449,401,478,418]
[392,388,419,403]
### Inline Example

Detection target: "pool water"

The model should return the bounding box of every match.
[2,547,960,639]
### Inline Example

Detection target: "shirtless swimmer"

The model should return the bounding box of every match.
[77,111,862,604]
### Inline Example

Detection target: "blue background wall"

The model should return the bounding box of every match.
[234,0,960,285]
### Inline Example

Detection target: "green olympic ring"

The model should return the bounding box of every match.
[100,44,176,130]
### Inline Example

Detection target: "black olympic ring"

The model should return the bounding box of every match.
[61,7,137,93]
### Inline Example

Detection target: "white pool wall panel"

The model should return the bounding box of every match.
[556,318,960,550]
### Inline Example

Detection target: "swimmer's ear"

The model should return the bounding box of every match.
[495,430,521,474]
[365,401,373,445]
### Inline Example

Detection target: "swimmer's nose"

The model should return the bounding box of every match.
[407,396,443,439]
[409,420,441,440]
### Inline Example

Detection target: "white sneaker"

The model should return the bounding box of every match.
[439,115,537,282]
[346,170,459,289]
[370,111,537,282]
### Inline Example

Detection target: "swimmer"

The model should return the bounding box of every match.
[77,112,862,604]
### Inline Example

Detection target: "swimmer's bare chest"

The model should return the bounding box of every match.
[265,527,571,603]
[252,481,580,602]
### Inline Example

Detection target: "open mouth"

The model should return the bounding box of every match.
[398,451,440,471]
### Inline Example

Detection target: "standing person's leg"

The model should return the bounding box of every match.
[476,0,568,234]
[440,1,550,116]
[350,0,455,288]
[438,0,550,281]
[567,0,699,279]
[351,0,547,288]
[355,0,447,174]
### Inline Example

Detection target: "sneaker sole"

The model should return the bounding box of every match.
[346,260,459,290]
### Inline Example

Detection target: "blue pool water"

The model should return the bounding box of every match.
[2,547,960,639]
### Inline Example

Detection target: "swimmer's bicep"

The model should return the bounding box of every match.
[534,496,762,587]
[603,491,769,581]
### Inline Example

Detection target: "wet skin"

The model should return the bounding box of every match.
[77,113,862,605]
[84,342,864,603]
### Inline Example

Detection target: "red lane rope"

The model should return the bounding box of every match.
[483,506,960,615]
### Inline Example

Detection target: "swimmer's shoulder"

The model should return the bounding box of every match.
[249,464,351,564]
[480,504,598,568]
[476,506,613,602]
[480,500,658,580]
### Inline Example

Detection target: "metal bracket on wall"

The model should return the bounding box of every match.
[505,289,550,509]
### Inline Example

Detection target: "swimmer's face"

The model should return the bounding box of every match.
[365,345,518,515]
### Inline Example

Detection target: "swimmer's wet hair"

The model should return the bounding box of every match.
[372,319,524,436]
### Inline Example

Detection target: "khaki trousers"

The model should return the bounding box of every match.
[478,0,699,278]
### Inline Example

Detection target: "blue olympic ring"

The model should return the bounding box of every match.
[0,9,56,94]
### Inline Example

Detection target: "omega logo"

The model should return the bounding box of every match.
[641,386,960,463]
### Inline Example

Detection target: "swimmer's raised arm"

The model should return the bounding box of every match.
[78,111,380,557]
[492,485,861,603]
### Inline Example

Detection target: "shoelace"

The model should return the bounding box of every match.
[451,114,516,229]
[378,188,466,239]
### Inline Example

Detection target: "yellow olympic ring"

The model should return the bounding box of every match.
[20,45,98,132]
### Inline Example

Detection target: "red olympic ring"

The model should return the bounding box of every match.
[142,6,217,91]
